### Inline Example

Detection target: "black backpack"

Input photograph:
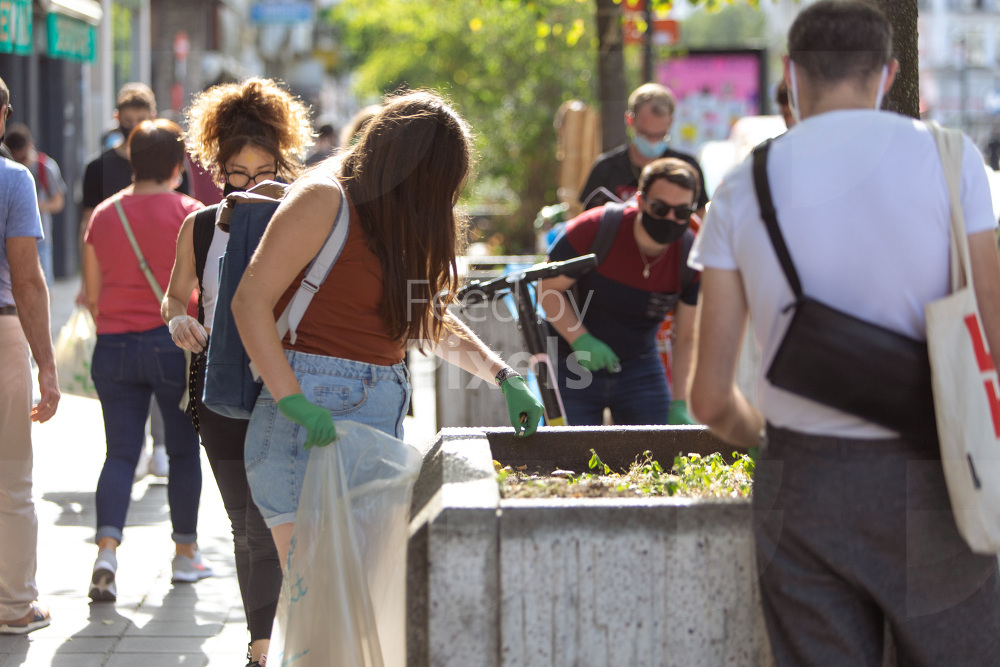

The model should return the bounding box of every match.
[587,201,697,289]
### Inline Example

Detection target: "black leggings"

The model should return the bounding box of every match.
[190,352,281,642]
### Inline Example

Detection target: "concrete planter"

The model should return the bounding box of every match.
[408,427,774,667]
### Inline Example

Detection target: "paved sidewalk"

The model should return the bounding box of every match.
[0,390,251,667]
[0,277,438,666]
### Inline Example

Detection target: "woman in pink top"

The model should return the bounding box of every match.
[82,119,210,604]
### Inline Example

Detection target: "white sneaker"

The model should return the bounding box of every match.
[88,550,117,602]
[133,446,151,482]
[171,551,214,583]
[149,444,169,478]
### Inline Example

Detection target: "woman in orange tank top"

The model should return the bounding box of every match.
[231,90,544,570]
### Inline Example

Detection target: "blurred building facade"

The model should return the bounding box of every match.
[919,0,1000,144]
[0,0,102,279]
[0,0,347,278]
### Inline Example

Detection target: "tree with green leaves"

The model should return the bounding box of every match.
[328,0,598,251]
[326,0,919,251]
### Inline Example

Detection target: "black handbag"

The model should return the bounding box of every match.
[752,140,937,439]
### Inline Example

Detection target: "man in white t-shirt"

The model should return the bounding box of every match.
[688,0,1000,663]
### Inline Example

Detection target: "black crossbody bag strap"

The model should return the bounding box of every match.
[748,138,936,440]
[752,140,803,301]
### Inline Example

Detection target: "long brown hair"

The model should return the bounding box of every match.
[338,90,472,347]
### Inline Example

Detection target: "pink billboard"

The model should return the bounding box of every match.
[657,50,764,155]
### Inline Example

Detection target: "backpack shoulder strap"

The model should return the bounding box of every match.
[590,202,626,264]
[246,178,351,379]
[192,205,218,288]
[680,229,697,290]
[192,205,218,325]
[275,177,350,345]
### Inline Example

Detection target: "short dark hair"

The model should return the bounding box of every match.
[128,119,185,182]
[4,123,31,151]
[788,0,892,83]
[638,158,701,204]
[116,82,156,114]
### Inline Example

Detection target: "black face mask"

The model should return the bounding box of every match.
[640,210,689,245]
[223,182,243,196]
[119,125,134,141]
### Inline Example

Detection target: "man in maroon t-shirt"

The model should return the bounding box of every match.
[539,158,701,426]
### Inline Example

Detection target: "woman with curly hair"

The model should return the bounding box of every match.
[161,77,312,667]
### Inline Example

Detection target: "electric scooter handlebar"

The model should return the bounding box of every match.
[456,253,598,305]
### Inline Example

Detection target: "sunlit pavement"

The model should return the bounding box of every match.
[0,277,437,666]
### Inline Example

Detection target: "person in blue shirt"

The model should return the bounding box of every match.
[0,77,60,636]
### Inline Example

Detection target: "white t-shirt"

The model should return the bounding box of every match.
[689,110,997,438]
[202,226,229,328]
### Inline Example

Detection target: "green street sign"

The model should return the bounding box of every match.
[0,0,32,56]
[47,12,96,62]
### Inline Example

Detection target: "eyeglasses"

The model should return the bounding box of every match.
[645,199,695,220]
[223,167,276,189]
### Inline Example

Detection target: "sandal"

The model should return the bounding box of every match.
[0,602,51,635]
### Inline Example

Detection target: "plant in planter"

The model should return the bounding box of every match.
[498,448,754,499]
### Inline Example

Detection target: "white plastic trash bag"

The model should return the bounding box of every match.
[270,420,423,667]
[54,306,97,399]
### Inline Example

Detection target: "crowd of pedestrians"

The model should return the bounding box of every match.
[0,74,544,665]
[2,0,1000,664]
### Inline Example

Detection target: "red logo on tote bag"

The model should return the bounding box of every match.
[965,314,1000,437]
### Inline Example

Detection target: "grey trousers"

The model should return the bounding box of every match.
[754,425,1000,667]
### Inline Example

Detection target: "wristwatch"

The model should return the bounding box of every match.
[495,366,521,388]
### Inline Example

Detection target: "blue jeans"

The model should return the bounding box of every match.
[245,350,411,528]
[90,326,201,544]
[556,349,670,426]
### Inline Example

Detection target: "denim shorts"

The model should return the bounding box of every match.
[245,350,411,528]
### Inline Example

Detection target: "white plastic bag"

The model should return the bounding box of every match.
[54,306,97,399]
[270,420,423,666]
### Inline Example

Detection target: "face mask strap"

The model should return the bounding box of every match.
[789,60,803,125]
[874,64,889,111]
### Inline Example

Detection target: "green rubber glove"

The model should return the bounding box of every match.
[278,393,337,449]
[667,399,696,426]
[500,376,544,437]
[570,332,621,373]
